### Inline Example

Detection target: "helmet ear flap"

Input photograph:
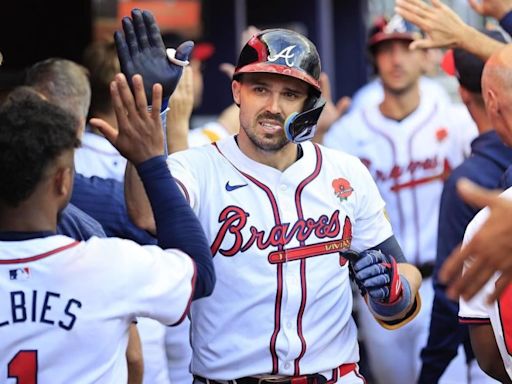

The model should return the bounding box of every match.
[284,97,326,143]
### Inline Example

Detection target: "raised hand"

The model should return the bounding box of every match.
[166,66,195,153]
[314,72,351,143]
[440,179,512,302]
[114,8,194,104]
[395,0,469,49]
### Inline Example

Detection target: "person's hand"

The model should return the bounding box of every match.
[89,73,164,165]
[468,0,512,20]
[114,8,194,104]
[166,66,194,153]
[314,72,351,143]
[440,179,512,302]
[346,249,403,303]
[395,0,471,49]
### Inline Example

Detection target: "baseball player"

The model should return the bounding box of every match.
[419,31,509,384]
[119,10,422,383]
[458,185,512,384]
[323,15,475,384]
[0,68,214,384]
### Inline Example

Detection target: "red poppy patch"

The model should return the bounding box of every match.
[332,178,354,201]
[436,127,448,142]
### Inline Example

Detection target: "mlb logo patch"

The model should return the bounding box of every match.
[9,267,31,280]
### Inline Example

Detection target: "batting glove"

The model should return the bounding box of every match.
[345,249,412,318]
[114,9,194,106]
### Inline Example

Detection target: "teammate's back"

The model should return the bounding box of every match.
[0,57,212,383]
[0,235,194,383]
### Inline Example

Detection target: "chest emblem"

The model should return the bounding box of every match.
[332,178,353,201]
[436,127,448,142]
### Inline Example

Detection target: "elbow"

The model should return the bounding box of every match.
[193,263,216,300]
[202,265,216,297]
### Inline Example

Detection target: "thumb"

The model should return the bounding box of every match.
[89,118,118,145]
[409,39,436,50]
[175,41,195,62]
[456,178,501,209]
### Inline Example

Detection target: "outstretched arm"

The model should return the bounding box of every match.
[91,72,214,299]
[395,0,505,61]
[116,8,195,235]
[440,179,512,302]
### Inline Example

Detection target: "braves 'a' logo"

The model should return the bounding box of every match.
[332,178,354,201]
[268,45,297,67]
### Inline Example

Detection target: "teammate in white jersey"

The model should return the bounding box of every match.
[458,186,512,384]
[0,65,214,383]
[323,15,475,384]
[121,11,423,383]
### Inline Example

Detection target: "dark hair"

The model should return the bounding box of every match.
[0,87,80,206]
[82,40,119,117]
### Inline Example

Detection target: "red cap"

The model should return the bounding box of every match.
[368,15,421,50]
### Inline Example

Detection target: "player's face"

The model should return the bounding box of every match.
[374,40,424,95]
[232,73,309,152]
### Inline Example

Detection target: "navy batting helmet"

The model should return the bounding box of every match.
[233,29,325,143]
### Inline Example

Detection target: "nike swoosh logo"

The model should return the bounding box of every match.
[225,181,248,191]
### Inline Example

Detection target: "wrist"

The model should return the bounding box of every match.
[368,276,412,320]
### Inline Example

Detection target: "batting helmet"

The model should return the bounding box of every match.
[233,28,325,143]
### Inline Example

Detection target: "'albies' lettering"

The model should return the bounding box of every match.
[0,290,82,330]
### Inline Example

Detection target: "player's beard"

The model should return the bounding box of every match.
[243,112,289,152]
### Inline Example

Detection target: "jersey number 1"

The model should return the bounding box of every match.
[8,350,37,384]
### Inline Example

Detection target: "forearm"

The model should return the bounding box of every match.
[125,162,156,234]
[126,323,143,384]
[459,27,506,61]
[369,263,421,327]
[470,324,512,383]
[167,119,189,153]
[136,156,215,299]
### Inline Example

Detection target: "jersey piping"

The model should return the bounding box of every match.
[0,241,79,264]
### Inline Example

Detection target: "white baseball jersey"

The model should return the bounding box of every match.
[350,76,453,111]
[167,136,393,380]
[0,234,195,383]
[75,130,127,182]
[324,97,475,266]
[459,186,512,381]
[188,121,230,147]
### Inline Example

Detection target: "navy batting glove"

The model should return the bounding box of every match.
[114,9,194,105]
[350,249,403,304]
